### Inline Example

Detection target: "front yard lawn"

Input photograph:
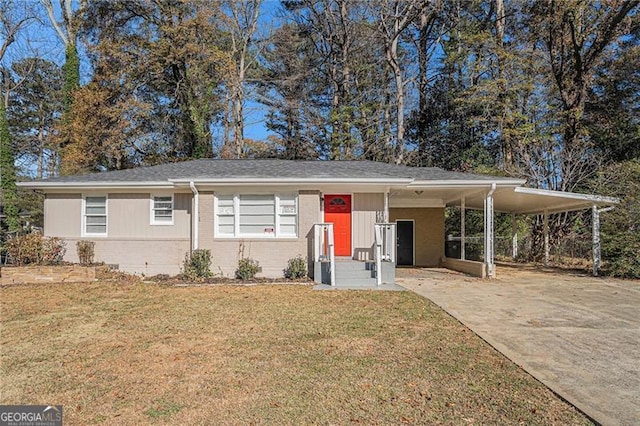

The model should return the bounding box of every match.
[0,282,590,425]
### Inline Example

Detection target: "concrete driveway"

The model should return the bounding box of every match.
[397,266,640,426]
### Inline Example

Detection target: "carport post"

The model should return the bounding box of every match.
[592,205,615,277]
[543,210,549,267]
[511,213,518,260]
[484,184,496,278]
[461,197,466,260]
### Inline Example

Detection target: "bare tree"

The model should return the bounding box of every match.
[375,0,426,164]
[221,0,261,158]
[530,0,639,188]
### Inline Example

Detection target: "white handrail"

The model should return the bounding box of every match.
[375,225,383,286]
[374,223,397,286]
[327,225,335,286]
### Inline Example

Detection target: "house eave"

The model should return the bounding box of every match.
[17,181,175,190]
[169,178,415,185]
[513,187,619,204]
[408,179,525,188]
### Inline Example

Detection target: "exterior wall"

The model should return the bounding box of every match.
[199,190,320,278]
[44,193,82,237]
[389,207,444,267]
[42,188,390,276]
[44,192,191,276]
[108,193,191,239]
[351,193,384,260]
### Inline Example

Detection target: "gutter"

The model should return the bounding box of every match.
[17,181,174,189]
[190,181,199,250]
[169,178,414,185]
[408,179,525,188]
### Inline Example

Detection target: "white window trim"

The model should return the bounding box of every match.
[214,193,298,239]
[82,194,108,237]
[150,194,174,226]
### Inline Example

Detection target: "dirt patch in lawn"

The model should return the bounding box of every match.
[0,282,590,425]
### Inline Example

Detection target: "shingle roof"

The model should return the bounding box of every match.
[25,159,520,185]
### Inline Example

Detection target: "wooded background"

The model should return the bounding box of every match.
[1,0,638,276]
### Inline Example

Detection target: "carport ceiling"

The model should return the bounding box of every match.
[445,186,619,214]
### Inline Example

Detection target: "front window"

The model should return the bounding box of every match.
[84,196,107,236]
[151,195,174,225]
[216,193,298,238]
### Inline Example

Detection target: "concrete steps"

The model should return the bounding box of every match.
[313,258,396,288]
[334,260,377,286]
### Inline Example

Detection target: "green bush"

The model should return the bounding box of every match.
[284,255,307,279]
[5,233,66,266]
[236,257,259,280]
[76,240,95,265]
[182,249,212,279]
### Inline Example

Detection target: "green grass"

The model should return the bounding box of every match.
[0,282,590,425]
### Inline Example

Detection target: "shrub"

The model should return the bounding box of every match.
[42,237,66,264]
[76,240,95,265]
[236,257,259,280]
[182,249,212,279]
[5,233,66,266]
[284,255,307,279]
[5,233,42,266]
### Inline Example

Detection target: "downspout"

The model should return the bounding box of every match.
[190,181,199,251]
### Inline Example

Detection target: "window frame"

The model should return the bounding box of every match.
[150,194,174,226]
[214,193,298,239]
[82,194,108,237]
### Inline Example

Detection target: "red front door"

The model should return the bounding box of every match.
[324,194,352,256]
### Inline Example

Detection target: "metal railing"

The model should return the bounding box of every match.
[313,223,335,286]
[374,223,396,286]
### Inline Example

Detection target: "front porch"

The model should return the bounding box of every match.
[311,223,399,289]
[310,185,618,287]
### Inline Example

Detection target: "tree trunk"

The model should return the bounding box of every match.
[234,52,245,158]
[0,100,20,231]
[387,17,405,164]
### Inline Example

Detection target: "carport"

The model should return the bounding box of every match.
[439,185,619,278]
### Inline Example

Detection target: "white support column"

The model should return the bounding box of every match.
[484,184,496,278]
[511,213,518,260]
[384,189,389,223]
[543,210,549,267]
[592,205,600,277]
[460,197,466,260]
[592,205,614,277]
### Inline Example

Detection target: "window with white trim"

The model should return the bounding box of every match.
[151,195,174,225]
[83,196,107,236]
[215,193,298,238]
